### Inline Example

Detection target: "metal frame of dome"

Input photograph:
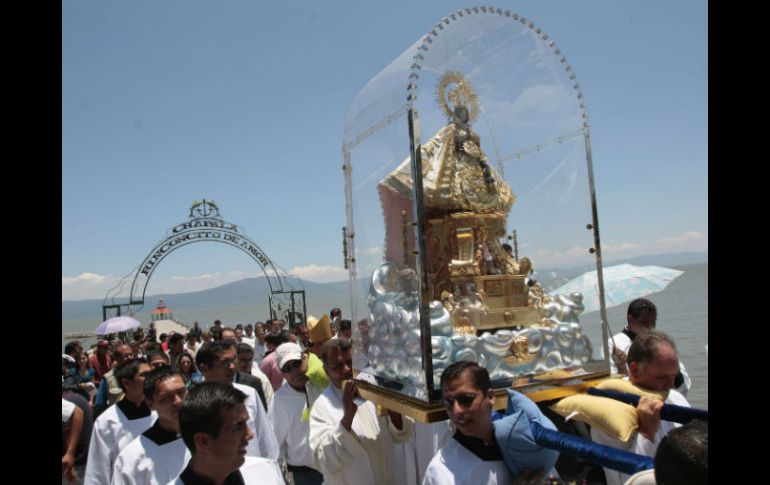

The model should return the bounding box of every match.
[342,7,612,404]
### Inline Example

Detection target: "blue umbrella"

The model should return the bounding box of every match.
[549,264,683,314]
[94,316,141,336]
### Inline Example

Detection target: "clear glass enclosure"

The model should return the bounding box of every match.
[343,7,609,402]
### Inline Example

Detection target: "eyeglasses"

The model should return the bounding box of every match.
[281,359,302,373]
[443,392,480,409]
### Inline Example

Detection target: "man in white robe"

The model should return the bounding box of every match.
[84,359,156,485]
[309,338,414,484]
[252,323,268,365]
[393,421,452,485]
[268,343,325,484]
[423,361,513,485]
[602,298,691,396]
[111,367,190,485]
[166,382,284,485]
[242,323,257,349]
[196,340,280,460]
[247,364,274,408]
[591,330,691,485]
[234,342,273,411]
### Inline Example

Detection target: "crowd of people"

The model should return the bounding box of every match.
[61,300,707,484]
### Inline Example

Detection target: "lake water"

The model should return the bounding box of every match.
[578,263,708,409]
[62,263,707,409]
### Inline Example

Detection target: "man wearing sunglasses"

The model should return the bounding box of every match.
[268,343,325,485]
[112,366,190,485]
[423,361,513,485]
[234,342,272,412]
[93,343,136,416]
[309,338,414,484]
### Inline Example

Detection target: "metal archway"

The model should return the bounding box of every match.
[102,200,306,325]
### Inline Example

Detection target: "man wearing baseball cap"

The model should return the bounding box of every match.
[268,343,325,485]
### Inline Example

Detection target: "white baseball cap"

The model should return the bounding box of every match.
[275,342,303,370]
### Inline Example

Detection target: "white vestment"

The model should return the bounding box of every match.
[83,404,157,485]
[62,398,76,422]
[253,341,268,365]
[590,389,690,485]
[248,365,275,409]
[232,382,280,459]
[165,456,284,485]
[603,332,692,396]
[112,434,189,485]
[241,336,256,349]
[623,469,656,485]
[268,380,324,469]
[309,384,414,485]
[392,420,453,485]
[422,437,512,485]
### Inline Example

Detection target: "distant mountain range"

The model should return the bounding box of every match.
[62,251,706,321]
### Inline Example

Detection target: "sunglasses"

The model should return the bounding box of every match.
[442,392,480,409]
[281,359,303,373]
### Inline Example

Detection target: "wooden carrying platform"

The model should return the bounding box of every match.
[355,373,611,423]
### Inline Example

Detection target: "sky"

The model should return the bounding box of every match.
[62,0,707,301]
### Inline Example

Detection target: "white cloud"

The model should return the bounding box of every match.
[63,231,705,300]
[521,230,706,269]
[62,270,262,301]
[602,242,642,256]
[657,231,704,243]
[156,271,260,294]
[62,272,107,286]
[62,273,121,300]
[359,246,382,256]
[527,246,595,269]
[598,232,706,260]
[168,270,252,282]
[289,264,348,283]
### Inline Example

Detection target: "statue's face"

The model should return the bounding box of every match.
[453,106,469,123]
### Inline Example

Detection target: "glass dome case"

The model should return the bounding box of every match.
[343,7,611,407]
